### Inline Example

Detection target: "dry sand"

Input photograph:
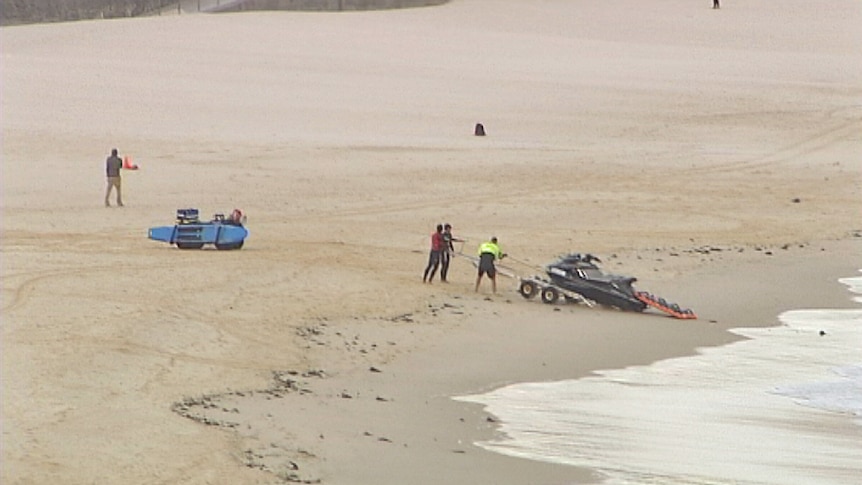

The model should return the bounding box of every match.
[2,0,861,483]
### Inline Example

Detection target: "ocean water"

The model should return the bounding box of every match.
[457,273,862,485]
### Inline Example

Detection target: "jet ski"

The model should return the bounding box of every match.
[546,253,646,312]
[518,253,696,319]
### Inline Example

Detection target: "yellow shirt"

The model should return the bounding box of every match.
[478,241,502,259]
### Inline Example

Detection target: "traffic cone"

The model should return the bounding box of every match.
[123,156,139,170]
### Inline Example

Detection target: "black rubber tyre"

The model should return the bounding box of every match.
[215,241,244,250]
[519,280,538,299]
[541,286,560,304]
[176,242,204,250]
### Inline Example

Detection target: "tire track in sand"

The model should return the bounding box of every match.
[690,114,861,176]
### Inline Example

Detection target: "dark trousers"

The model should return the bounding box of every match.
[440,251,452,281]
[423,250,442,282]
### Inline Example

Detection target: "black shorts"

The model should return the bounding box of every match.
[427,250,442,266]
[477,253,496,278]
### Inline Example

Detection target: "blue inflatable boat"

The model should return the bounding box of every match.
[148,208,248,250]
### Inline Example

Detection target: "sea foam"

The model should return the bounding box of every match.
[457,274,862,485]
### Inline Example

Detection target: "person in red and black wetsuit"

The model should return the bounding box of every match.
[422,224,445,283]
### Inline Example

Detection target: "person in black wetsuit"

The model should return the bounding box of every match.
[439,223,463,282]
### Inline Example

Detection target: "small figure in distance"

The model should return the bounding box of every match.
[475,236,506,294]
[440,223,464,283]
[422,224,445,283]
[713,0,720,9]
[104,148,123,207]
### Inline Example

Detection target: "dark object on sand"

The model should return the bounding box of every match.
[518,253,696,319]
[474,123,486,136]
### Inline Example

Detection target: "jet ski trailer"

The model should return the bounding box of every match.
[517,253,697,319]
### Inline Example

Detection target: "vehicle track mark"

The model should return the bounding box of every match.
[690,116,861,176]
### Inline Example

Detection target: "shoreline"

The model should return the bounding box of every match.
[178,237,861,484]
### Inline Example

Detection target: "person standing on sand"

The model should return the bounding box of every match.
[422,224,445,283]
[713,0,720,9]
[104,148,123,207]
[475,236,506,294]
[440,223,464,283]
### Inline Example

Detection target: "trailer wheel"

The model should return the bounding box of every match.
[519,280,538,299]
[216,241,244,250]
[176,243,204,250]
[541,286,560,304]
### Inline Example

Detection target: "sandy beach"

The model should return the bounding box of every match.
[2,0,861,483]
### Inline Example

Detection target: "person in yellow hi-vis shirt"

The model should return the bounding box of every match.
[474,237,506,294]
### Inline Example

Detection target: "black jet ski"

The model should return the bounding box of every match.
[546,253,646,312]
[518,253,696,319]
